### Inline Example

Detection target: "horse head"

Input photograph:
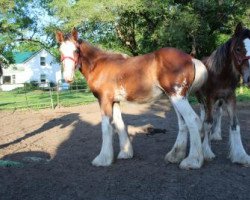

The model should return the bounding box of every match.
[56,28,80,83]
[231,23,250,87]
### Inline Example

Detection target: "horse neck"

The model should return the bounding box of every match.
[207,40,233,74]
[78,42,106,79]
[206,39,240,84]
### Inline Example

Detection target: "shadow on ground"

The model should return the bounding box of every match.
[0,99,250,200]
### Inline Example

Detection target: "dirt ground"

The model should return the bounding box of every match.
[0,97,250,200]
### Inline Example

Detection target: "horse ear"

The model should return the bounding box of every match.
[72,27,78,41]
[56,31,64,43]
[234,22,244,37]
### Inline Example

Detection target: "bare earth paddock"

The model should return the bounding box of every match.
[0,97,250,200]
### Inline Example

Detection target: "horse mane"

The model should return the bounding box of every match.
[77,39,129,71]
[78,39,128,61]
[205,39,232,74]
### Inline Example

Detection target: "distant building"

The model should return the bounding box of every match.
[0,49,62,91]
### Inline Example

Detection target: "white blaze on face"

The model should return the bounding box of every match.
[244,38,250,56]
[243,38,250,84]
[60,41,77,82]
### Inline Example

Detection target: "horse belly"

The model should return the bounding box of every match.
[114,85,163,103]
[190,58,208,93]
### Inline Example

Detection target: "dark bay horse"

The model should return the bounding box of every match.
[170,23,250,166]
[56,28,208,169]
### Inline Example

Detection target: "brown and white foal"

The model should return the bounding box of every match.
[196,23,250,165]
[56,28,207,169]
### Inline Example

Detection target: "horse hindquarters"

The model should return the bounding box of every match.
[156,54,204,168]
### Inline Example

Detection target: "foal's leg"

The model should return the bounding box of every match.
[170,96,203,169]
[211,101,223,141]
[165,105,188,164]
[199,103,206,125]
[226,96,250,165]
[92,99,114,167]
[195,92,205,138]
[112,103,133,159]
[202,99,216,160]
[199,103,205,138]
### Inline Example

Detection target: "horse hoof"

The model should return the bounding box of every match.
[202,146,216,161]
[179,156,203,170]
[117,149,133,159]
[92,154,113,167]
[210,133,222,141]
[164,149,186,164]
[203,152,216,161]
[230,154,250,166]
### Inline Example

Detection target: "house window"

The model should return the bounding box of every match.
[40,74,46,83]
[3,76,11,84]
[40,57,46,66]
[12,75,16,84]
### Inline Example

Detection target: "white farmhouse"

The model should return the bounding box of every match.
[0,49,62,91]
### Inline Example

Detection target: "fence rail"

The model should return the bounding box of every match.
[0,83,96,110]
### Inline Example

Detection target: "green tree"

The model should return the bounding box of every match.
[1,0,250,61]
[48,0,249,57]
[0,0,59,63]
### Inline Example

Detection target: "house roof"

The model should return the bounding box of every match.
[13,51,37,64]
[0,54,9,64]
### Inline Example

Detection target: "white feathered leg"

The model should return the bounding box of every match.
[226,99,250,166]
[211,104,223,141]
[200,103,205,124]
[199,103,205,138]
[202,122,216,160]
[165,105,188,164]
[170,96,204,169]
[112,103,133,159]
[92,116,114,166]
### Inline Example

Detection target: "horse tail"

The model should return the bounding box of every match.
[189,58,208,93]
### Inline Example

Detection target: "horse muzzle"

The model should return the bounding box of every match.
[63,70,74,83]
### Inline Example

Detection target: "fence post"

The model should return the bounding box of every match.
[57,83,60,108]
[49,87,54,109]
[24,85,29,109]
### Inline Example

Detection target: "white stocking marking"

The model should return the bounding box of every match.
[165,105,188,164]
[229,125,250,165]
[92,116,114,166]
[199,104,205,124]
[112,103,133,159]
[170,96,203,169]
[202,122,215,160]
[211,106,222,140]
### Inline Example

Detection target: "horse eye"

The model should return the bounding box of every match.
[236,47,241,52]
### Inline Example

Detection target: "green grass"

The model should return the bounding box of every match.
[235,86,250,102]
[0,86,249,110]
[188,86,250,104]
[0,88,96,110]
